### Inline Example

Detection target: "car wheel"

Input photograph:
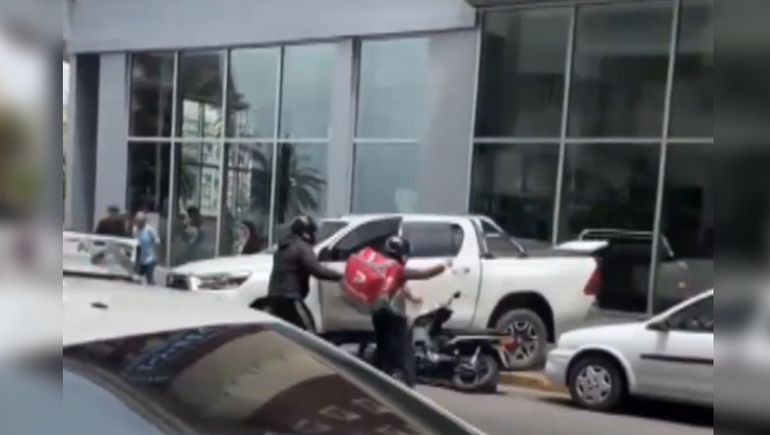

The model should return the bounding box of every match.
[452,353,500,394]
[495,309,548,370]
[567,356,625,412]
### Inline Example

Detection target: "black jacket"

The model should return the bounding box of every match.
[268,235,342,300]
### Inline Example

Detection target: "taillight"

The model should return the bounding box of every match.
[583,263,602,296]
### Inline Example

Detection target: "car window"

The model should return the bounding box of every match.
[329,218,401,261]
[479,219,522,258]
[317,221,348,245]
[667,295,714,333]
[402,222,464,258]
[64,323,469,435]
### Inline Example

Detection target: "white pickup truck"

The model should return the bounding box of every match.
[167,214,601,369]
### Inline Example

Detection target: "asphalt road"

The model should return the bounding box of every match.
[418,385,714,435]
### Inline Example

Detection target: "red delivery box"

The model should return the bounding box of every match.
[341,247,405,314]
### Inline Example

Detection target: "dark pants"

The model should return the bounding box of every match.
[138,263,156,285]
[372,310,416,387]
[262,297,315,332]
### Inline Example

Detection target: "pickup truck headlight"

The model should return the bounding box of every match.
[190,271,252,290]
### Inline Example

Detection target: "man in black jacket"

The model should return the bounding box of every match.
[265,215,342,331]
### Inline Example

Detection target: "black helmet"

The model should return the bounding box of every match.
[384,235,411,263]
[290,215,318,243]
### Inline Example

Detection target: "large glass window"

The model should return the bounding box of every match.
[220,142,273,256]
[170,143,222,266]
[227,48,279,139]
[470,144,559,244]
[126,142,170,264]
[273,142,328,229]
[177,51,225,138]
[568,1,673,137]
[352,143,419,214]
[129,53,174,137]
[352,38,428,214]
[279,44,335,139]
[476,8,571,137]
[654,144,713,312]
[670,0,714,137]
[558,143,660,312]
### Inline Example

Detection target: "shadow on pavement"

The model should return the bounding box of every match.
[540,396,713,428]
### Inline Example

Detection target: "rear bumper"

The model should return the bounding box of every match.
[544,348,575,387]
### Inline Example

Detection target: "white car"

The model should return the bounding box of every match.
[545,290,714,411]
[168,214,601,369]
[2,275,484,435]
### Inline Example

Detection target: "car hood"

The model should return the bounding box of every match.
[172,253,274,276]
[558,322,645,349]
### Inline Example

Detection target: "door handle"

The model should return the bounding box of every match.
[453,267,471,276]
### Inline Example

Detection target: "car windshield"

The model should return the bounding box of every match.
[63,323,470,435]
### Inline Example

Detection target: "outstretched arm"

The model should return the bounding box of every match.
[404,264,446,281]
[299,244,343,281]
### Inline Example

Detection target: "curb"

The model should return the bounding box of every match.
[500,372,568,395]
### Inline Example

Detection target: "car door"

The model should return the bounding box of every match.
[634,294,714,405]
[317,217,402,331]
[401,219,482,329]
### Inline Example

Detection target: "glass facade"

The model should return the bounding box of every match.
[128,43,334,265]
[120,0,724,313]
[352,38,428,214]
[472,0,715,313]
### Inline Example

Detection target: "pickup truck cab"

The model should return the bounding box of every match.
[168,214,600,369]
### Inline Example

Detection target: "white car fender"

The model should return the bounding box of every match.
[569,344,639,392]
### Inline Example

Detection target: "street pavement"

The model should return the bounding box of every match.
[418,385,713,435]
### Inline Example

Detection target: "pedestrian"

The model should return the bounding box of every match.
[95,205,129,237]
[264,215,343,331]
[373,235,449,387]
[238,220,265,255]
[133,211,159,285]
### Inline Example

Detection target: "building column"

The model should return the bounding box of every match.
[93,52,129,224]
[326,40,356,216]
[417,29,480,214]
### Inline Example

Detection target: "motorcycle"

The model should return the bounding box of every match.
[411,292,513,393]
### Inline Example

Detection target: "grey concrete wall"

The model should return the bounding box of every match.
[68,0,476,53]
[93,53,129,224]
[66,54,99,231]
[417,29,480,214]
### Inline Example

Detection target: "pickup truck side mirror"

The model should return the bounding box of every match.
[647,318,671,332]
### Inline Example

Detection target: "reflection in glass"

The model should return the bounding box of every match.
[170,143,221,266]
[357,38,428,138]
[227,48,279,138]
[177,51,225,138]
[273,143,328,229]
[127,142,170,264]
[476,8,571,137]
[221,143,273,256]
[470,144,559,245]
[130,53,174,137]
[654,144,713,312]
[352,143,419,213]
[558,143,660,312]
[569,1,673,137]
[279,44,335,139]
[670,0,713,137]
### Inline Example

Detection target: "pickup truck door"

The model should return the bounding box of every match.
[402,219,482,329]
[316,217,402,331]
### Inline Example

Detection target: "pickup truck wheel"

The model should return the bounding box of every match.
[495,309,548,370]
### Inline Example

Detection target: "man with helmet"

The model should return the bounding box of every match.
[373,235,450,387]
[265,215,343,331]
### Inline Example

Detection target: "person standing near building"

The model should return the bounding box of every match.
[265,215,343,331]
[134,211,159,285]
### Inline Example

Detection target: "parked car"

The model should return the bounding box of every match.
[62,231,137,280]
[545,289,714,411]
[11,276,484,435]
[167,214,601,369]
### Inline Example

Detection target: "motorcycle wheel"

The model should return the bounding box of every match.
[451,354,500,394]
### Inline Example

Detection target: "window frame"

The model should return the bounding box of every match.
[323,217,402,262]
